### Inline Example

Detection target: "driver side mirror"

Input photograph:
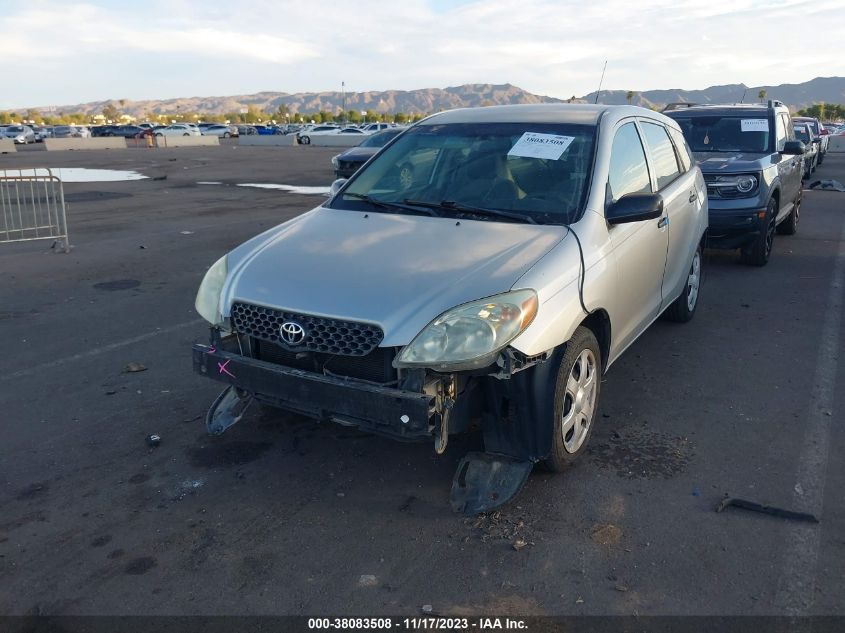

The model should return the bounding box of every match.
[606,193,664,225]
[782,140,805,155]
[330,178,347,196]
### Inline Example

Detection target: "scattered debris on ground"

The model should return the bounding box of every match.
[808,179,845,192]
[358,574,378,587]
[590,427,694,479]
[464,510,533,548]
[716,496,819,523]
[124,362,147,373]
[145,434,161,448]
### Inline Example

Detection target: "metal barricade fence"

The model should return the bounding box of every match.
[0,167,70,252]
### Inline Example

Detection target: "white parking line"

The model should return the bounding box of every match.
[775,215,845,614]
[1,319,205,383]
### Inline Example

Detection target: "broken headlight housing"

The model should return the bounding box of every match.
[394,289,539,371]
[195,255,228,327]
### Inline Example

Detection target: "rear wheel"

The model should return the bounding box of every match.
[740,198,777,266]
[542,327,602,472]
[664,246,701,322]
[223,132,230,138]
[300,135,311,145]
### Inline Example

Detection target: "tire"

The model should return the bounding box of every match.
[183,133,189,137]
[664,246,701,323]
[398,163,414,190]
[155,133,163,137]
[740,198,777,266]
[300,135,310,145]
[777,192,800,235]
[818,150,824,165]
[223,132,230,138]
[541,327,602,472]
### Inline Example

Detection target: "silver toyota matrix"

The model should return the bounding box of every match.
[192,104,708,513]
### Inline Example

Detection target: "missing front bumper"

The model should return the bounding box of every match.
[192,343,435,440]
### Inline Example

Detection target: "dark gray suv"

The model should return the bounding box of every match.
[665,100,804,266]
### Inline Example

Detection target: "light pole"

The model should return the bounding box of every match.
[341,81,346,124]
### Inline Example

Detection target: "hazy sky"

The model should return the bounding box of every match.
[2,0,843,109]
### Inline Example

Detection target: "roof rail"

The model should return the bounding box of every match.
[767,99,785,108]
[661,102,698,113]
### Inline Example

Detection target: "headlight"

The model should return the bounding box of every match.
[331,155,340,169]
[195,255,228,326]
[394,289,539,371]
[707,173,759,197]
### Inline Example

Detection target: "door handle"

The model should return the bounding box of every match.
[688,192,697,203]
[657,216,669,229]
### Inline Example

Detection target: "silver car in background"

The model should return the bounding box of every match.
[192,104,708,513]
[4,125,36,144]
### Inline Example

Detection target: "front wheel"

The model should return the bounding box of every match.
[664,246,701,322]
[777,193,800,235]
[300,135,310,145]
[740,198,777,266]
[542,327,602,472]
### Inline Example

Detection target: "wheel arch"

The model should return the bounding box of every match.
[580,309,611,373]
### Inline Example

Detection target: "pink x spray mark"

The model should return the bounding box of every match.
[217,359,236,379]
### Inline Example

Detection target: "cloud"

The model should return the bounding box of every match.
[0,3,318,64]
[1,0,844,108]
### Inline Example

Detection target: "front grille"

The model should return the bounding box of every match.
[254,339,397,384]
[231,302,383,356]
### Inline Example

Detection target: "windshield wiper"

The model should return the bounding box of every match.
[342,192,440,216]
[403,199,538,224]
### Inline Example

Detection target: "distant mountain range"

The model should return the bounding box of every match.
[27,77,845,118]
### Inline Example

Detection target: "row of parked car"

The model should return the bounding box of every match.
[190,99,844,512]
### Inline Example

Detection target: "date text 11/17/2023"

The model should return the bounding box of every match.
[307,617,528,630]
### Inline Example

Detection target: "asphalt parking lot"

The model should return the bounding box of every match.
[0,145,843,617]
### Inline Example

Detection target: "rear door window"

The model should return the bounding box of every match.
[640,122,682,189]
[608,122,652,201]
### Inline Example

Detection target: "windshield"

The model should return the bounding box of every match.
[331,122,596,224]
[671,115,771,153]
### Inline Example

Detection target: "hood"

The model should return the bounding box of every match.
[337,147,379,161]
[223,207,567,346]
[693,151,770,173]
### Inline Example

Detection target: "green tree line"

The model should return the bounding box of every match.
[795,103,845,122]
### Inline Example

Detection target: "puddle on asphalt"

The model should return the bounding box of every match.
[236,183,331,195]
[28,167,148,182]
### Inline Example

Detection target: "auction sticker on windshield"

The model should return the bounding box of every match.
[740,119,769,132]
[508,132,575,160]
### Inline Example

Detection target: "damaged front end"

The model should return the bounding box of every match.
[193,319,558,515]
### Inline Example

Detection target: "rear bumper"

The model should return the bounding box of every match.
[192,343,435,440]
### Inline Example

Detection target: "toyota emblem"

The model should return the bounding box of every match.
[279,321,306,346]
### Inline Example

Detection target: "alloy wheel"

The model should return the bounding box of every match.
[561,349,597,453]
